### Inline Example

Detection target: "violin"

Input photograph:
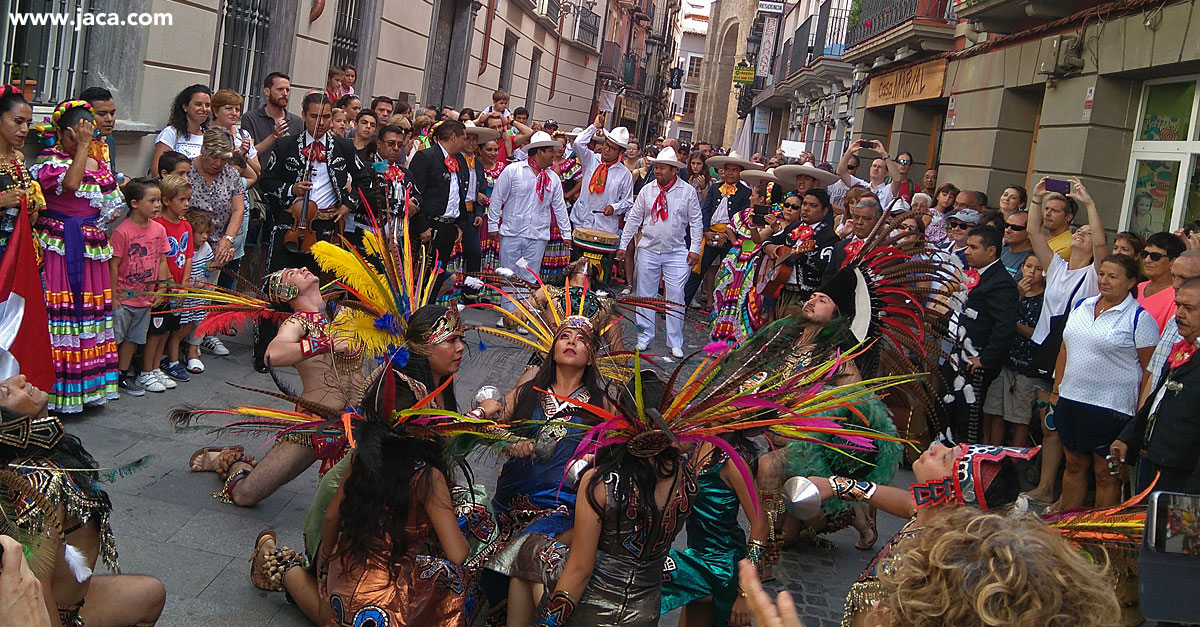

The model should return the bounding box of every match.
[284,134,343,253]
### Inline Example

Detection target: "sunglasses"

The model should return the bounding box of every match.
[1146,251,1175,261]
[896,159,912,165]
[1004,223,1027,231]
[948,220,972,229]
[784,202,803,209]
[847,163,859,170]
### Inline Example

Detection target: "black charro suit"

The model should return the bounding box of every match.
[1120,348,1200,493]
[685,180,754,303]
[407,145,469,265]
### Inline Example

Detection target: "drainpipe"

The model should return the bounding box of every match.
[479,0,497,75]
[550,11,565,98]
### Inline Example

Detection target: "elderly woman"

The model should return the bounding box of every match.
[1052,253,1157,510]
[210,89,260,182]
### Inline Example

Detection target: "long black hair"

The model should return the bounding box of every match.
[508,330,607,430]
[584,371,684,544]
[168,84,211,136]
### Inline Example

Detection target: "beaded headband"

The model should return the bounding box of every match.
[32,99,93,143]
[425,307,464,344]
[261,270,300,304]
[910,443,1040,512]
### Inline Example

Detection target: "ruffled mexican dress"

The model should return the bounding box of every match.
[541,156,581,280]
[29,146,123,412]
[710,205,775,343]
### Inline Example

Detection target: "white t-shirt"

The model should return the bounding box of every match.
[1059,294,1159,415]
[1031,254,1099,345]
[155,126,204,159]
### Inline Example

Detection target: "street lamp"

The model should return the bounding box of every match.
[746,34,761,63]
[560,0,597,16]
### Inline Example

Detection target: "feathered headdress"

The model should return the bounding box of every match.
[162,272,296,337]
[1042,476,1157,551]
[545,323,917,505]
[909,443,1041,512]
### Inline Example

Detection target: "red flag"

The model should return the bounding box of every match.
[0,208,54,390]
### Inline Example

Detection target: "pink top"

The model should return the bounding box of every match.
[1136,281,1175,334]
[111,219,169,308]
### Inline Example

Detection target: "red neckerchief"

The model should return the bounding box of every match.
[1168,340,1197,369]
[384,164,404,182]
[652,176,676,223]
[302,140,327,162]
[444,155,459,173]
[963,269,981,291]
[528,158,549,201]
[589,157,618,195]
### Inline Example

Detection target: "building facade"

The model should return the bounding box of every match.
[665,0,710,142]
[842,0,1200,233]
[594,0,680,144]
[3,0,609,174]
[694,0,758,146]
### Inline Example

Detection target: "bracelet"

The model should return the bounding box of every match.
[829,476,878,502]
[214,468,252,504]
[535,591,577,627]
[746,539,768,573]
[465,407,487,420]
[300,336,331,357]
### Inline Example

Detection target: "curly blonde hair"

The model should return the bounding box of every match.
[877,508,1121,627]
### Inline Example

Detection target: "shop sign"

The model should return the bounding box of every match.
[756,17,778,77]
[866,58,947,108]
[620,98,640,120]
[753,108,770,134]
[733,65,756,84]
[758,0,783,13]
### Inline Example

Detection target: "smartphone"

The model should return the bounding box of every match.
[752,204,770,226]
[1149,492,1200,555]
[1045,178,1071,195]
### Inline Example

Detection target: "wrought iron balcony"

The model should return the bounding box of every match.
[574,11,600,49]
[599,40,621,77]
[846,0,955,49]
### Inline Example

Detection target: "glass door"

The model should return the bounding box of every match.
[1122,77,1200,233]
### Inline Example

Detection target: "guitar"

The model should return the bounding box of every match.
[756,224,817,298]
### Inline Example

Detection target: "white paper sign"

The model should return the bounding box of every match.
[780,139,805,158]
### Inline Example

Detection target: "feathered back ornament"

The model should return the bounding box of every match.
[546,322,917,508]
[1042,476,1158,551]
[162,271,294,337]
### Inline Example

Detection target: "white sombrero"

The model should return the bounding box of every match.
[740,168,790,190]
[462,121,502,143]
[706,150,764,172]
[602,126,631,149]
[648,146,685,169]
[775,162,840,188]
[524,130,560,151]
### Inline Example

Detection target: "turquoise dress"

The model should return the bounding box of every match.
[660,454,746,624]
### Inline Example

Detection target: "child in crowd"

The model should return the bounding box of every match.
[479,88,512,122]
[181,210,214,373]
[109,178,171,395]
[331,108,348,137]
[158,150,192,178]
[983,251,1046,447]
[147,174,195,383]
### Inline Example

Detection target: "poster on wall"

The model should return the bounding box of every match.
[753,108,770,134]
[1129,160,1179,237]
[1140,82,1194,141]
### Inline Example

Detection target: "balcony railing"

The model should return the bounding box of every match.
[636,65,647,93]
[847,0,955,49]
[3,0,89,106]
[819,6,849,58]
[776,39,791,82]
[599,40,621,77]
[790,15,816,74]
[574,11,600,49]
[538,0,562,22]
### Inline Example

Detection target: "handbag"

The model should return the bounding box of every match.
[1031,272,1088,378]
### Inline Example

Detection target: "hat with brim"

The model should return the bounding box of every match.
[603,126,631,149]
[524,130,560,151]
[740,168,785,189]
[462,122,502,144]
[706,150,764,172]
[649,146,685,169]
[775,163,840,188]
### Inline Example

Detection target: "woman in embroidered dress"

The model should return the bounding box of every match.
[710,182,787,343]
[482,316,609,625]
[478,138,505,278]
[29,101,124,413]
[0,86,45,262]
[541,133,580,281]
[0,374,166,626]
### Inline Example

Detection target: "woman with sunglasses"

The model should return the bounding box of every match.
[1022,175,1108,507]
[1136,232,1185,333]
[890,151,917,203]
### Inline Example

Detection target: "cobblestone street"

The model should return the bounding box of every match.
[73,308,910,626]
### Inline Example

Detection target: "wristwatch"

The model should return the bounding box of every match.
[224,234,235,244]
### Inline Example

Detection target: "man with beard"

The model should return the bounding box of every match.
[242,72,304,156]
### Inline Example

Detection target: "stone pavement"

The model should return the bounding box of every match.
[69,307,911,626]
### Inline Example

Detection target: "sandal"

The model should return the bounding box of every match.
[855,506,878,550]
[189,446,244,472]
[250,529,302,592]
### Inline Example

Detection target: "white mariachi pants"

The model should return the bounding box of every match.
[635,249,689,349]
[498,235,548,312]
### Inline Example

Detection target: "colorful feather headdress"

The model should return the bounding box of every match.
[1042,476,1158,552]
[161,270,316,336]
[543,322,917,505]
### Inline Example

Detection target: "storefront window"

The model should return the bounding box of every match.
[1130,160,1179,237]
[1139,82,1194,142]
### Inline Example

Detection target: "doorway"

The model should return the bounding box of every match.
[424,0,474,108]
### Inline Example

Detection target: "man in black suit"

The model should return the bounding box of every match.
[254,92,370,370]
[683,154,758,306]
[824,196,883,282]
[948,224,1019,441]
[406,119,469,279]
[1113,278,1200,493]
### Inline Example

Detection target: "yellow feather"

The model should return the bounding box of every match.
[311,242,392,312]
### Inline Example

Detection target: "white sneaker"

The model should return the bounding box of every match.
[186,357,205,373]
[636,342,649,352]
[135,372,166,393]
[517,325,529,336]
[154,369,177,389]
[670,347,685,359]
[202,336,230,356]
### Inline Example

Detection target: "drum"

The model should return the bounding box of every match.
[571,227,620,282]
